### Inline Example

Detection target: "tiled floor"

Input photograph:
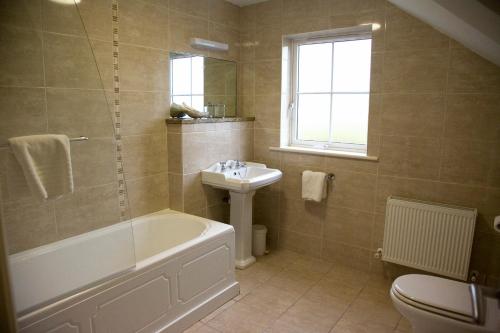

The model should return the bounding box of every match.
[184,250,413,333]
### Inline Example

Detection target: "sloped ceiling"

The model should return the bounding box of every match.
[389,0,500,66]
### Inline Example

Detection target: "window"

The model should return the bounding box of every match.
[288,28,372,154]
[170,55,204,112]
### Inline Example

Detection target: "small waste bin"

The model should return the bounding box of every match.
[252,224,267,256]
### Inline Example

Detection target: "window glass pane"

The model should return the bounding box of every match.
[332,39,371,92]
[172,58,191,95]
[297,93,330,142]
[172,95,191,106]
[192,57,204,95]
[331,93,369,145]
[191,96,204,112]
[298,43,332,93]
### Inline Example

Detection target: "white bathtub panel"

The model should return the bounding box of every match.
[18,220,238,333]
[92,274,172,332]
[178,245,231,302]
[11,223,136,314]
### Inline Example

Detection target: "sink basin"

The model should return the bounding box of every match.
[201,161,282,269]
[202,161,282,193]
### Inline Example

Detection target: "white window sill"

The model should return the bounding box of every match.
[269,146,379,161]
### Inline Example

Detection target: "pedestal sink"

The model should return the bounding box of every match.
[202,161,282,269]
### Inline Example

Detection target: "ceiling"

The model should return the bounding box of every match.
[225,0,267,7]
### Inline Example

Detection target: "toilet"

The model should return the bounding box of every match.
[390,274,500,333]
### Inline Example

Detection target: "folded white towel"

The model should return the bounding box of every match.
[8,135,74,201]
[302,170,327,202]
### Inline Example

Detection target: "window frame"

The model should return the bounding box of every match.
[288,28,372,154]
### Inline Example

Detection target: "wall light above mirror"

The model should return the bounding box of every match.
[170,52,237,118]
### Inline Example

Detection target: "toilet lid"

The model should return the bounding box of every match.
[393,274,474,319]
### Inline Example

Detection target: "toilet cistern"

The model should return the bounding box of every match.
[202,161,282,269]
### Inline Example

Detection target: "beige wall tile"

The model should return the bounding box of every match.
[168,11,209,54]
[255,23,281,60]
[122,133,168,180]
[120,91,169,135]
[71,138,116,188]
[183,172,206,214]
[380,93,445,137]
[78,0,112,41]
[489,147,500,188]
[206,203,230,224]
[43,32,102,89]
[326,155,378,175]
[0,25,44,87]
[283,0,330,19]
[440,139,494,186]
[329,11,385,53]
[383,48,448,93]
[324,206,373,249]
[322,240,371,272]
[253,128,280,165]
[209,0,240,30]
[375,176,440,214]
[239,30,256,62]
[126,173,169,218]
[448,48,500,93]
[369,52,384,93]
[255,60,281,95]
[208,23,240,61]
[279,229,323,258]
[55,183,120,239]
[254,94,281,129]
[444,94,500,141]
[238,62,255,97]
[120,44,169,91]
[120,0,168,49]
[385,4,449,51]
[168,173,183,211]
[89,39,114,89]
[170,0,209,19]
[46,88,113,139]
[0,87,46,145]
[41,0,85,36]
[379,135,441,180]
[254,0,282,27]
[325,170,377,212]
[0,0,42,30]
[167,132,182,174]
[283,15,330,35]
[280,198,326,237]
[3,199,57,254]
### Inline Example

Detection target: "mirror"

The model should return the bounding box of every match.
[170,52,237,117]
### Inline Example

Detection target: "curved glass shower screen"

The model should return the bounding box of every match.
[0,0,135,316]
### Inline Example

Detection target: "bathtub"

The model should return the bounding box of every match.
[10,209,239,333]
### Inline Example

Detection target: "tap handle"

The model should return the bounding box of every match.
[219,161,226,170]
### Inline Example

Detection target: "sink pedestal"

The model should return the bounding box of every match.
[229,190,256,269]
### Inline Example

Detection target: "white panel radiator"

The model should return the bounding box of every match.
[382,196,477,281]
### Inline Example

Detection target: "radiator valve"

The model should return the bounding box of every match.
[374,248,383,259]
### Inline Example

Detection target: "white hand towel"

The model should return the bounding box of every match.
[302,170,327,202]
[8,134,74,201]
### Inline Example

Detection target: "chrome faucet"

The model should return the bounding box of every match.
[235,160,246,168]
[220,161,227,171]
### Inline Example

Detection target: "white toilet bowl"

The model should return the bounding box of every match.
[390,274,500,333]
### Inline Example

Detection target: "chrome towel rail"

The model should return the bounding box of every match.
[0,136,89,148]
[301,171,335,181]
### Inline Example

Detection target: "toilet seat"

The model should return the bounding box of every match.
[391,274,478,324]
